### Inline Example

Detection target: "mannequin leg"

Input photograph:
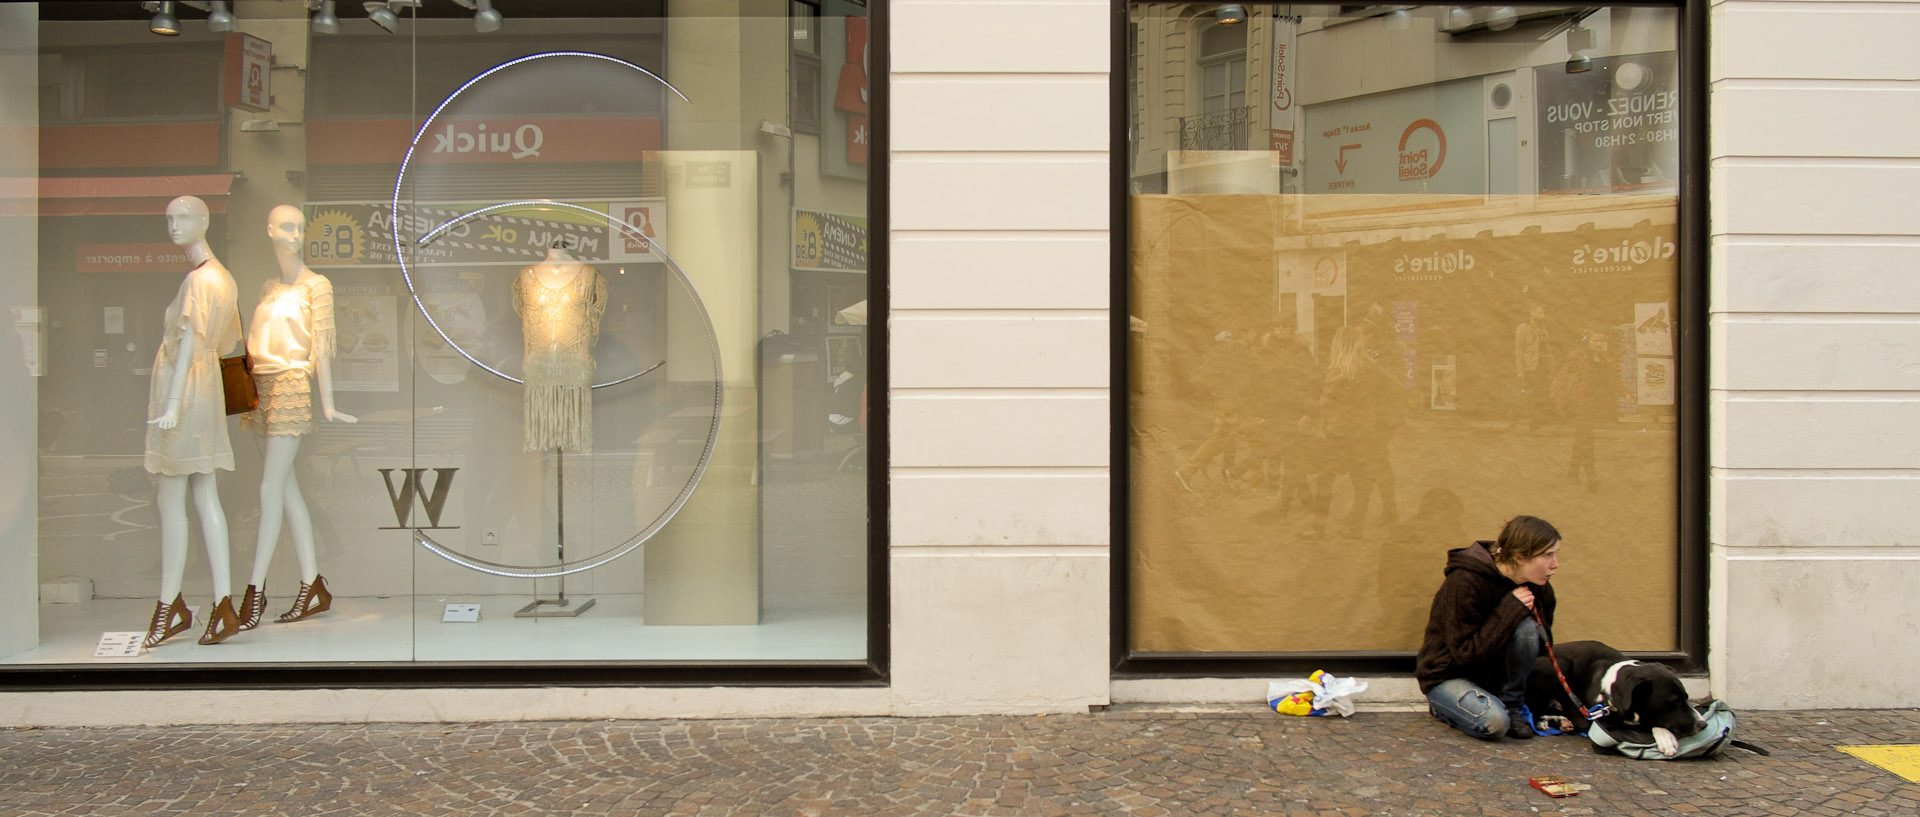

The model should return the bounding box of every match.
[282,449,319,583]
[188,472,231,601]
[154,475,190,602]
[248,436,301,587]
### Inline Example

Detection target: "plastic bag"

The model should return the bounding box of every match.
[1266,670,1368,717]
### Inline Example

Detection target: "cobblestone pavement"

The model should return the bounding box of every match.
[2,708,1916,816]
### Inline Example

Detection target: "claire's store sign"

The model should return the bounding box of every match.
[1350,224,1679,289]
[1571,234,1677,274]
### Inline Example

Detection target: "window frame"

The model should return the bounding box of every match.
[1108,0,1710,677]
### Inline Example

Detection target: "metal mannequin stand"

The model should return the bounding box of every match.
[516,448,596,617]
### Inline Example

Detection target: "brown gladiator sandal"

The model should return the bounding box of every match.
[277,574,333,623]
[237,584,266,631]
[143,594,193,648]
[198,595,242,645]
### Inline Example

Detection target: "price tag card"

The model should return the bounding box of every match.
[442,603,481,623]
[95,632,143,658]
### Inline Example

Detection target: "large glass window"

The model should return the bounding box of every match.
[1126,4,1683,656]
[5,2,871,670]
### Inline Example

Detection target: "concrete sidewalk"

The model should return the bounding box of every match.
[2,707,1915,816]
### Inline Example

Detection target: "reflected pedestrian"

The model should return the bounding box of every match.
[1553,322,1634,491]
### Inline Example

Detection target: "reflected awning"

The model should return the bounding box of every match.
[35,174,237,216]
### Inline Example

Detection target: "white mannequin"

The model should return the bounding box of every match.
[143,195,241,647]
[240,205,356,630]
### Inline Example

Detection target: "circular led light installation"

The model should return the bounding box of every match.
[391,52,714,579]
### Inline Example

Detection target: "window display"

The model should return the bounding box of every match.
[10,3,871,671]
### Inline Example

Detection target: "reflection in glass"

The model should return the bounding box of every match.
[1128,4,1681,655]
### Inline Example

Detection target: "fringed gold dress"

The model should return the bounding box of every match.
[511,263,608,453]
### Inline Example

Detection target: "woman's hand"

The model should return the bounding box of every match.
[1511,586,1535,609]
[325,408,358,424]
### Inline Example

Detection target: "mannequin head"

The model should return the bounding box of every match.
[267,205,306,255]
[164,196,211,247]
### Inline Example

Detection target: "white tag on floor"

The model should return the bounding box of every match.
[442,603,481,622]
[95,632,142,657]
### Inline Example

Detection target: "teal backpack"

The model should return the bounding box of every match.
[1586,700,1768,760]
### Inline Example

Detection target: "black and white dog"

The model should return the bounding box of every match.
[1525,640,1705,756]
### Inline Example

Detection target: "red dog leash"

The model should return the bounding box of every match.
[1531,604,1611,722]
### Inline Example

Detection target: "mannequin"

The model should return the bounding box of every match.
[238,205,357,630]
[511,239,608,452]
[142,195,243,647]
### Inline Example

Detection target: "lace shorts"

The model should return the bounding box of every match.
[242,370,313,436]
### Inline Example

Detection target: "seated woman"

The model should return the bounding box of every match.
[1414,515,1562,740]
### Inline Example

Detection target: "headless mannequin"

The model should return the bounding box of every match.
[144,195,239,646]
[241,205,356,630]
[534,242,584,287]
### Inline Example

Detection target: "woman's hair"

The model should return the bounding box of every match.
[1324,326,1368,381]
[1489,515,1561,564]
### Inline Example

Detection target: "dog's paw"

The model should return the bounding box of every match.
[1652,726,1679,756]
[1536,715,1576,733]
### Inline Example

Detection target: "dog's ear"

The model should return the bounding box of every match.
[1614,670,1650,725]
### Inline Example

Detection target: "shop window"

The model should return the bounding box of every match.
[1124,4,1688,664]
[8,4,874,679]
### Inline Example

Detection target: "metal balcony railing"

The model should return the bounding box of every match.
[1180,106,1254,151]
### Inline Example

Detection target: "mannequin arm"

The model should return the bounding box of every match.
[316,354,356,424]
[148,327,194,429]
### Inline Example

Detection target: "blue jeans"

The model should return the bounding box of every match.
[1426,618,1541,739]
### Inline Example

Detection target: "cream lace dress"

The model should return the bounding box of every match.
[241,274,335,436]
[144,260,242,475]
[511,263,608,453]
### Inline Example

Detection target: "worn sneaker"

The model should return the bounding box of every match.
[1505,713,1536,740]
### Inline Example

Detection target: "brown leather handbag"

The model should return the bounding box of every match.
[220,352,257,415]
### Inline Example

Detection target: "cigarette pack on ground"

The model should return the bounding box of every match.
[1529,777,1590,798]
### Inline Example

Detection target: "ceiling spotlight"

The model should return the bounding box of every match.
[149,1,181,36]
[1214,4,1246,26]
[310,0,340,34]
[472,0,504,32]
[1565,24,1594,73]
[1444,6,1472,30]
[364,1,399,32]
[206,0,234,32]
[1486,6,1518,31]
[1384,8,1412,31]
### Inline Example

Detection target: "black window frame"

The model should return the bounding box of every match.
[1108,0,1709,677]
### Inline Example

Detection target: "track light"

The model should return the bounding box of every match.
[1564,24,1594,74]
[206,0,234,32]
[149,1,181,35]
[1486,6,1518,31]
[310,0,340,34]
[1444,6,1472,30]
[364,1,399,32]
[1213,4,1246,26]
[1384,9,1412,31]
[473,0,503,32]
